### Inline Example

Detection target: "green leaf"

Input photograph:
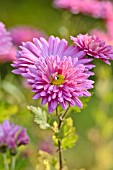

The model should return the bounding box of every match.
[28,106,50,130]
[62,131,78,149]
[53,118,78,150]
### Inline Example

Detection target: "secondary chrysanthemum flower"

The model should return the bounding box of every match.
[12,35,94,77]
[71,34,113,64]
[0,22,12,55]
[23,55,93,113]
[0,120,30,154]
[10,26,46,46]
[90,29,111,44]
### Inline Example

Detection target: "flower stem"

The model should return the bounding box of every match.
[58,140,63,170]
[2,153,9,170]
[11,156,16,170]
[56,105,70,170]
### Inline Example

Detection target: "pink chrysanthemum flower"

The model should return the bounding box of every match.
[0,120,30,154]
[10,26,46,46]
[0,22,12,55]
[90,29,113,47]
[22,55,94,113]
[90,29,111,44]
[12,36,94,77]
[71,34,113,65]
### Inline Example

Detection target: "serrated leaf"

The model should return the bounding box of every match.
[28,106,50,130]
[53,118,78,150]
[62,132,78,149]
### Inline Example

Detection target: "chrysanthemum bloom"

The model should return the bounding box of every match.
[91,29,111,43]
[0,120,30,154]
[0,22,12,55]
[12,35,95,77]
[22,55,93,113]
[91,29,113,47]
[10,26,46,46]
[71,34,113,65]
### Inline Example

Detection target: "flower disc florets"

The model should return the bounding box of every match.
[24,55,94,113]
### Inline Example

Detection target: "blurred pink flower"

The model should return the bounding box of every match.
[39,140,54,154]
[103,1,113,20]
[106,19,113,40]
[54,0,73,9]
[71,34,113,64]
[0,46,17,63]
[10,26,46,46]
[54,0,113,19]
[0,22,12,55]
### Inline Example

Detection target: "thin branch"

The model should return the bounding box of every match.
[58,140,63,170]
[56,105,70,170]
[62,105,70,119]
[56,106,59,117]
[58,105,70,129]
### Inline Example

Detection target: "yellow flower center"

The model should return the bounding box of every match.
[50,74,65,85]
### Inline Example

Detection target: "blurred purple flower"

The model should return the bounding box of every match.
[12,36,94,77]
[71,34,113,65]
[0,120,29,153]
[10,26,46,46]
[0,22,12,55]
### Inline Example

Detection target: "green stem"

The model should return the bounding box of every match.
[11,156,16,170]
[2,153,9,170]
[58,140,63,170]
[58,105,70,129]
[56,105,70,170]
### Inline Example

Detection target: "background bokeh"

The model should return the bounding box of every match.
[0,0,113,170]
